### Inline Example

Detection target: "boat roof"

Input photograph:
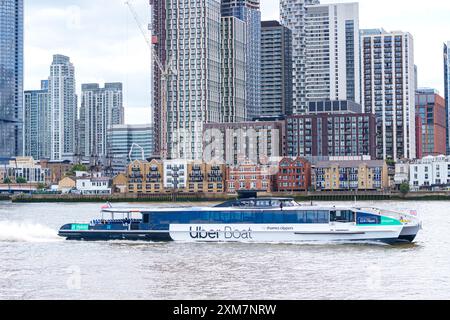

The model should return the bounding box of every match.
[101,204,356,213]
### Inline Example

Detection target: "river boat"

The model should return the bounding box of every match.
[58,198,421,244]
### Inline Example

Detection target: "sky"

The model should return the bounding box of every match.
[24,0,450,125]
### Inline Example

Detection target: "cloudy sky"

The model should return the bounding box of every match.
[25,0,450,124]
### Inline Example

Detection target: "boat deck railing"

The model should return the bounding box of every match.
[90,218,141,225]
[356,207,420,222]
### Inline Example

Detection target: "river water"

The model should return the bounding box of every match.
[0,200,449,300]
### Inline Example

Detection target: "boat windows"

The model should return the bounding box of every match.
[146,209,331,225]
[330,210,355,223]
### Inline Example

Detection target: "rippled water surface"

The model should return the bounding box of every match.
[0,200,449,300]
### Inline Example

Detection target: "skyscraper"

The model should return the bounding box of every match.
[24,80,51,160]
[152,0,222,160]
[361,29,416,160]
[304,2,360,103]
[221,16,246,123]
[280,0,320,114]
[444,42,450,155]
[0,0,23,157]
[79,83,124,162]
[48,55,77,161]
[222,0,261,121]
[260,20,293,117]
[150,0,166,158]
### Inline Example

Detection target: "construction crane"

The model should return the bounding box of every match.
[125,0,176,160]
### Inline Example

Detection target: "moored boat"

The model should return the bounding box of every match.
[58,198,422,244]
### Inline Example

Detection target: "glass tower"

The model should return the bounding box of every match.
[260,20,293,117]
[221,0,261,121]
[0,0,23,158]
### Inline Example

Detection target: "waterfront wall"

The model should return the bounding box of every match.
[10,191,450,203]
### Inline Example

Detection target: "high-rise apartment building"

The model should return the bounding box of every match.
[79,83,124,161]
[260,20,293,117]
[280,0,320,114]
[415,88,446,157]
[48,54,77,161]
[0,0,23,157]
[361,29,416,160]
[150,0,167,157]
[444,42,450,154]
[152,0,221,160]
[221,16,246,123]
[24,80,51,160]
[304,2,360,103]
[222,0,261,121]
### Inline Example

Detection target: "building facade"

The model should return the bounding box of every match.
[394,160,410,186]
[444,42,450,154]
[203,120,285,165]
[409,155,450,190]
[221,16,246,122]
[313,159,389,191]
[0,0,23,157]
[0,157,50,184]
[415,88,446,157]
[76,177,111,195]
[149,0,167,157]
[276,157,311,192]
[127,159,165,194]
[39,159,72,185]
[286,109,376,159]
[155,0,221,160]
[261,20,293,117]
[79,83,124,161]
[24,80,50,160]
[163,159,188,190]
[361,29,416,160]
[107,124,154,174]
[280,0,320,114]
[186,161,226,193]
[48,55,77,161]
[304,2,360,103]
[222,0,261,121]
[226,161,275,193]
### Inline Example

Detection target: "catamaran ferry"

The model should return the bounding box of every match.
[58,198,422,244]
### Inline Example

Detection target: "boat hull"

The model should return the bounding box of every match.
[58,223,411,244]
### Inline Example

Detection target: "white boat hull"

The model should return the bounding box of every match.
[169,224,404,243]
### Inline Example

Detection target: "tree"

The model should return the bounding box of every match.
[3,177,12,184]
[16,177,27,184]
[400,182,410,195]
[67,164,87,176]
[37,183,46,190]
[386,159,396,166]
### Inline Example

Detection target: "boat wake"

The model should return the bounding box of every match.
[0,221,61,243]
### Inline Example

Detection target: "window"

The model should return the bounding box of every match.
[330,210,355,223]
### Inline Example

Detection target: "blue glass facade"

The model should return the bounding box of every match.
[221,1,261,121]
[0,0,23,158]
